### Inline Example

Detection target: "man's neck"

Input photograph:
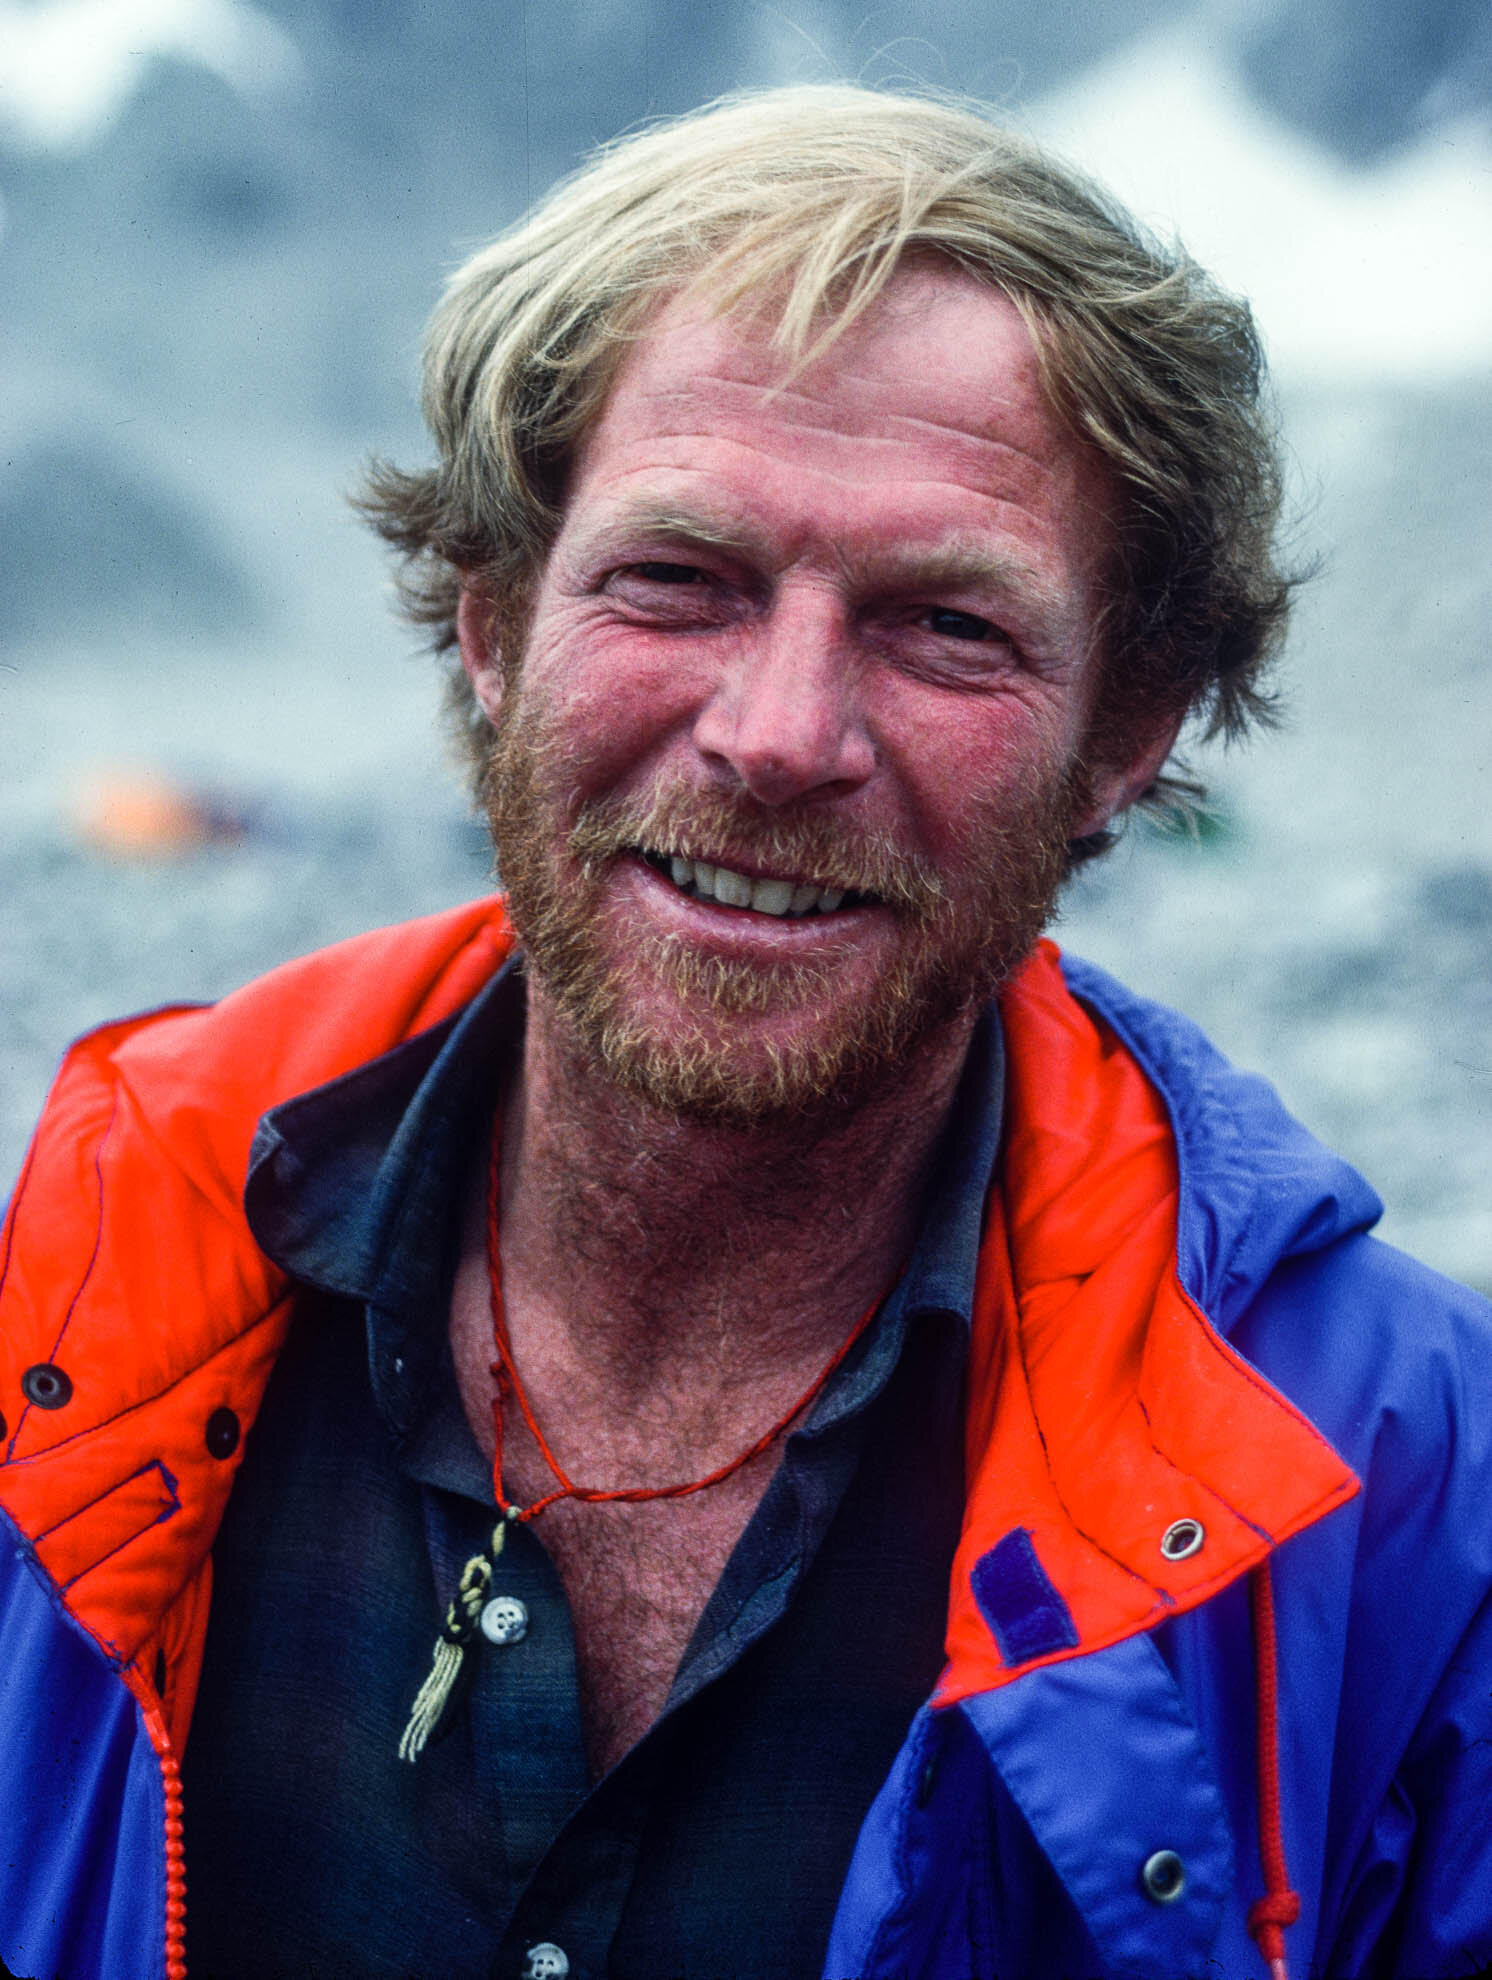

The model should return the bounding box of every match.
[493,992,978,1398]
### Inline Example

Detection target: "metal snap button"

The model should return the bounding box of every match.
[205,1407,240,1458]
[480,1595,530,1646]
[21,1363,72,1410]
[523,1943,569,1979]
[1141,1848,1187,1903]
[1160,1517,1205,1562]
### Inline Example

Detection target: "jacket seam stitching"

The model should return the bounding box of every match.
[52,1081,119,1355]
[1132,1389,1275,1546]
[3,1498,135,1669]
[859,1715,927,1971]
[2,1292,294,1467]
[0,1131,38,1305]
[53,1474,183,1601]
[1173,1273,1361,1469]
[1002,1250,1164,1608]
[31,1455,182,1551]
[8,1085,120,1455]
[1063,964,1251,1321]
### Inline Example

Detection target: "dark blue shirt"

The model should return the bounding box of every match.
[182,960,1003,1980]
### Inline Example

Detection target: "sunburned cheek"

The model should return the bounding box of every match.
[890,721,1077,871]
[531,616,714,723]
[514,674,688,799]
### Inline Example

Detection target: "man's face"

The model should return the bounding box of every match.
[468,265,1129,1122]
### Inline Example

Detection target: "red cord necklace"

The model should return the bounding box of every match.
[485,1108,886,1521]
[397,1107,891,1765]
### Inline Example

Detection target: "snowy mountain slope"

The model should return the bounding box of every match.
[1027,26,1492,384]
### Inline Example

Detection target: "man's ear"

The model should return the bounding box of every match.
[457,583,504,726]
[1072,714,1186,840]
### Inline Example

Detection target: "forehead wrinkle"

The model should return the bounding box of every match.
[874,406,1058,478]
[647,369,1057,475]
[637,333,1062,454]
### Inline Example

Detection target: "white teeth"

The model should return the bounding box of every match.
[654,850,854,915]
[750,876,795,916]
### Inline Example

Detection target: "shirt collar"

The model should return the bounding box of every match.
[793,1005,1003,1441]
[897,1003,1004,1324]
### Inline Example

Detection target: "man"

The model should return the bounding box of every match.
[1,85,1489,1980]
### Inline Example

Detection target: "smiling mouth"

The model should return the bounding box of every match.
[638,847,875,918]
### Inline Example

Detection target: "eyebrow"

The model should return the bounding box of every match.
[849,533,1066,621]
[584,497,767,559]
[583,499,1073,631]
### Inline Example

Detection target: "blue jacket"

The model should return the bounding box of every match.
[828,950,1492,1978]
[1,901,1489,1979]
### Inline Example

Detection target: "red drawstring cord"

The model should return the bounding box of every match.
[1248,1560,1301,1980]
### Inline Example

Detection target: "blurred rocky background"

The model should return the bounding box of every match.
[2,0,1489,1284]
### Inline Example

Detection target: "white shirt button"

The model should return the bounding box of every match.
[523,1943,569,1979]
[480,1594,530,1645]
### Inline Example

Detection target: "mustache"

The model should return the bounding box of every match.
[566,779,947,916]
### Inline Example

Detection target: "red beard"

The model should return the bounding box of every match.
[484,677,1080,1125]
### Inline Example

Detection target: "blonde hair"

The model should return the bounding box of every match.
[361,84,1292,837]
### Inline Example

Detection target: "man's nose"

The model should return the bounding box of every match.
[690,591,876,806]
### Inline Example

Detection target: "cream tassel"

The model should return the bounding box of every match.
[398,1516,513,1763]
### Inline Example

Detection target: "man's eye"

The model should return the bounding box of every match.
[630,562,706,585]
[924,606,996,641]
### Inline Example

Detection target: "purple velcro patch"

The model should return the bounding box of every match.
[970,1526,1081,1668]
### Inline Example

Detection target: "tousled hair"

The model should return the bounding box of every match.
[359,84,1295,849]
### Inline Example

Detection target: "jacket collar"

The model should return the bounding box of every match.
[936,942,1360,1705]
